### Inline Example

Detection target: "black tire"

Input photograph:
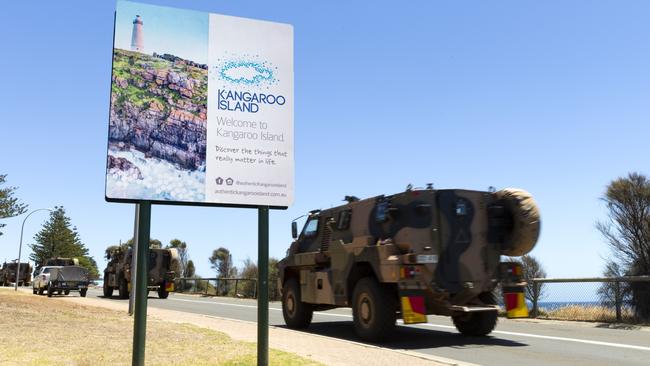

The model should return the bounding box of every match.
[38,288,44,295]
[158,283,169,299]
[351,277,397,342]
[80,289,87,297]
[33,288,37,295]
[57,290,62,295]
[118,277,129,299]
[103,283,113,298]
[47,284,54,297]
[282,278,313,329]
[452,292,498,336]
[64,290,70,295]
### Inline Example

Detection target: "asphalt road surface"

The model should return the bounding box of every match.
[87,288,650,366]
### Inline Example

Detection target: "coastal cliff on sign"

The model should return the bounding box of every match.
[107,49,207,201]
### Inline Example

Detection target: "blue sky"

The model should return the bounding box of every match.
[0,0,648,283]
[114,1,208,64]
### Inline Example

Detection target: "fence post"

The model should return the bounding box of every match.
[253,279,257,299]
[615,281,622,322]
[234,279,239,298]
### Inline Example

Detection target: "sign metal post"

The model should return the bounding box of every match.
[257,206,269,366]
[132,201,151,366]
[129,204,139,315]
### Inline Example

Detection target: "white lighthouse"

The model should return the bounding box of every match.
[130,15,144,52]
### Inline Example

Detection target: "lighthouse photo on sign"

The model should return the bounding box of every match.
[106,0,209,203]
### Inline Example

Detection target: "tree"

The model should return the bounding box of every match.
[597,260,632,310]
[597,172,650,320]
[209,247,235,278]
[237,257,280,300]
[185,260,196,278]
[210,247,236,295]
[0,174,28,236]
[29,207,99,278]
[166,239,189,277]
[238,258,258,298]
[511,254,547,316]
[268,257,280,300]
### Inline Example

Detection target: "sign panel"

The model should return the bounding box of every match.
[106,1,293,207]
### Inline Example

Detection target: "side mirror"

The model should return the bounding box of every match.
[291,221,298,239]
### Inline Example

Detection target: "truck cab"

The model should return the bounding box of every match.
[32,266,62,295]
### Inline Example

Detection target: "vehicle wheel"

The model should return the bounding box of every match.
[352,277,396,342]
[103,283,113,298]
[452,292,498,336]
[38,288,44,295]
[158,284,169,299]
[118,277,129,299]
[33,288,37,295]
[282,277,313,329]
[80,289,87,297]
[64,290,70,295]
[57,290,62,295]
[494,188,541,256]
[47,284,54,297]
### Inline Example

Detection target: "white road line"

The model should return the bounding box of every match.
[168,297,650,352]
[492,330,650,352]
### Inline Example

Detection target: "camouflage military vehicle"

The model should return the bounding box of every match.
[0,261,32,286]
[44,257,79,267]
[103,245,180,299]
[278,186,540,341]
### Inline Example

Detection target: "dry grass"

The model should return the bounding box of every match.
[536,305,637,323]
[0,290,320,366]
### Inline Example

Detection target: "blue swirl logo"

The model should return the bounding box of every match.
[219,60,277,86]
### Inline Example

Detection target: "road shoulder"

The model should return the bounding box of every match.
[60,294,471,366]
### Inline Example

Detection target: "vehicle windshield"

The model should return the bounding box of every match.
[302,218,319,237]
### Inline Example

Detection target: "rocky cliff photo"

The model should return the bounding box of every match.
[107,49,207,202]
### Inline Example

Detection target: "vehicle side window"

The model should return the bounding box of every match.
[302,218,319,237]
[337,210,352,230]
[43,268,51,273]
[375,201,389,222]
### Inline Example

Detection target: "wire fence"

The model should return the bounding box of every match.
[174,277,281,301]
[175,276,650,324]
[525,276,650,323]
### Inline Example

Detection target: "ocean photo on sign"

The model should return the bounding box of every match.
[106,1,208,202]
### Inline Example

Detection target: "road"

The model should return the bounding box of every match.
[86,288,650,366]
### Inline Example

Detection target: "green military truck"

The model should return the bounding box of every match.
[278,186,540,341]
[43,257,79,267]
[0,261,32,286]
[103,245,180,299]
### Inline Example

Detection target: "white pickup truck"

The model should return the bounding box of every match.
[33,266,89,297]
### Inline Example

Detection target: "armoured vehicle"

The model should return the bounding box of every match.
[103,245,180,299]
[278,186,540,341]
[43,257,79,267]
[0,261,32,286]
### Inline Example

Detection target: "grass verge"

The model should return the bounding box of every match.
[537,305,638,323]
[0,290,320,366]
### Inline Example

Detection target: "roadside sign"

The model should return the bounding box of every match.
[106,0,294,208]
[106,2,292,365]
